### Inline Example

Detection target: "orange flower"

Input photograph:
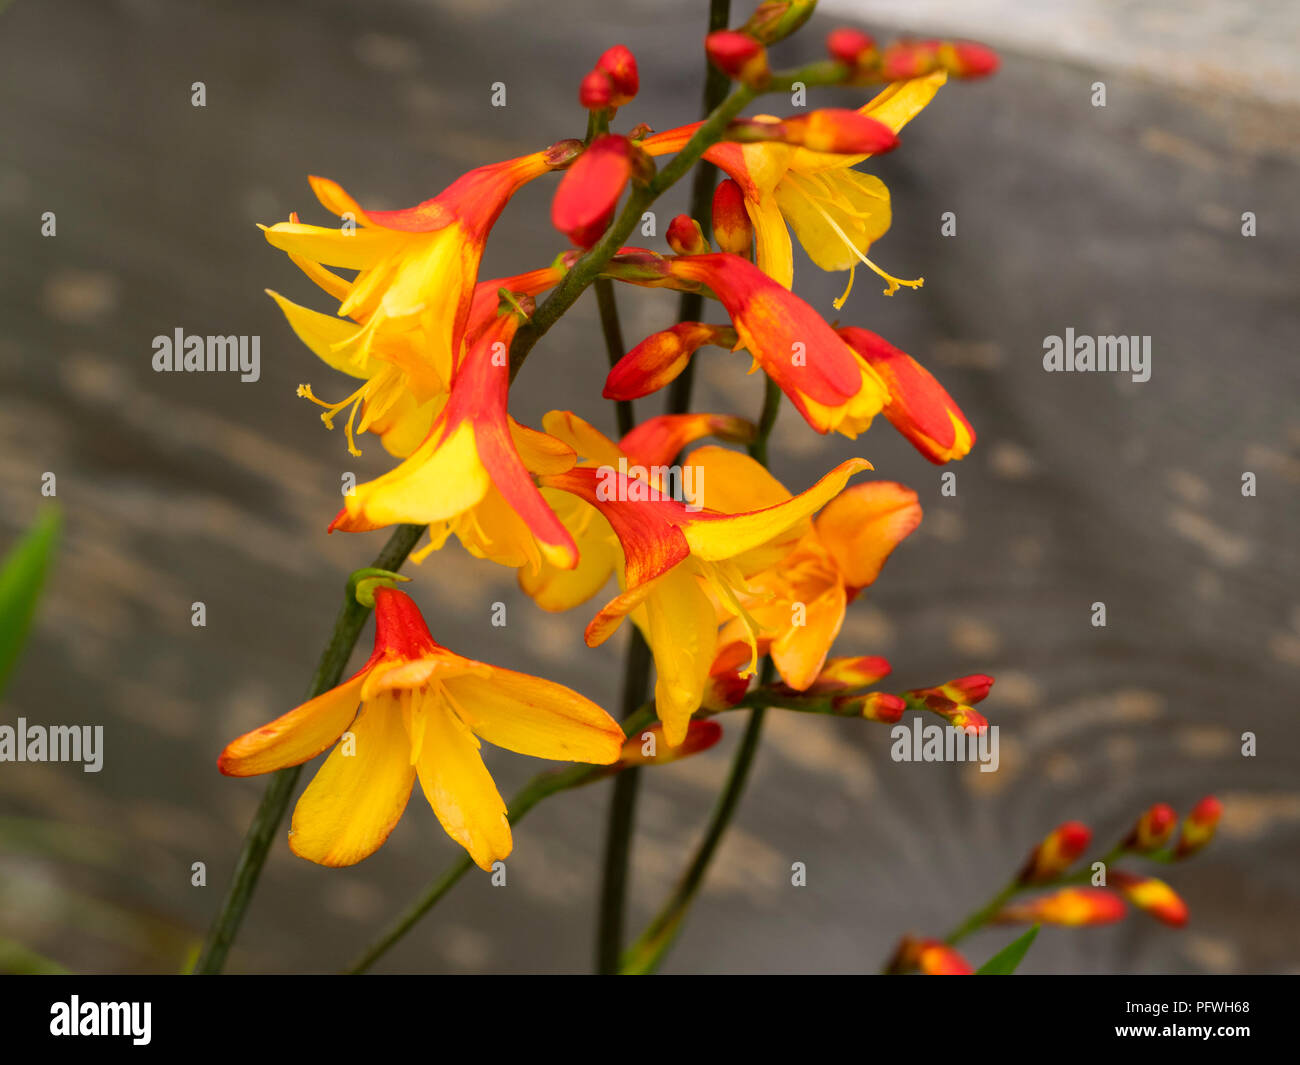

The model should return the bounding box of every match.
[218,588,622,869]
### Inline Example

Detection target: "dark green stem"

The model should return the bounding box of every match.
[594,278,635,437]
[193,522,427,974]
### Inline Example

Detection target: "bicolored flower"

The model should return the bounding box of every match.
[330,309,581,573]
[837,326,975,463]
[218,587,622,869]
[541,454,872,745]
[263,148,568,400]
[608,252,890,437]
[1109,871,1189,927]
[997,887,1126,927]
[643,73,946,301]
[268,263,563,457]
[1018,821,1093,884]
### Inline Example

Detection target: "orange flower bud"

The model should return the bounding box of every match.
[799,655,892,694]
[834,691,905,724]
[616,720,722,768]
[944,41,999,78]
[702,638,768,710]
[705,30,769,85]
[1174,796,1222,859]
[604,321,736,400]
[826,27,876,67]
[667,214,710,256]
[911,692,987,733]
[551,134,634,247]
[1109,871,1189,928]
[578,69,614,110]
[596,44,639,106]
[740,0,817,45]
[1125,802,1178,853]
[1018,821,1092,884]
[774,109,899,155]
[880,40,942,81]
[889,936,973,975]
[935,674,993,706]
[998,887,1126,927]
[711,179,753,257]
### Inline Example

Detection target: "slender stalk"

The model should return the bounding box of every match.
[594,278,635,436]
[194,523,427,974]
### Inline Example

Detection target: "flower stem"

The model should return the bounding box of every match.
[594,278,634,436]
[193,522,427,975]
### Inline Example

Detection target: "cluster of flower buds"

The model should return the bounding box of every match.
[826,29,1000,85]
[579,44,640,111]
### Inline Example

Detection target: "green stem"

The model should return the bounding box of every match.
[193,522,427,974]
[594,278,635,437]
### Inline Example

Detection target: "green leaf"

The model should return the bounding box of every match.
[976,924,1039,974]
[0,508,60,695]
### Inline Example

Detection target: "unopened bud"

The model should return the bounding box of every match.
[615,720,721,767]
[667,214,710,256]
[1174,795,1222,859]
[1109,871,1188,927]
[799,655,892,694]
[705,30,769,86]
[943,40,999,78]
[880,39,942,81]
[778,109,899,154]
[1125,802,1178,853]
[711,179,753,257]
[888,935,973,975]
[998,887,1126,926]
[833,691,905,724]
[826,27,877,68]
[740,0,817,46]
[596,44,640,106]
[1018,821,1092,884]
[578,69,614,110]
[551,134,634,247]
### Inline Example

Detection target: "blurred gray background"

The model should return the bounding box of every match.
[1,0,1297,974]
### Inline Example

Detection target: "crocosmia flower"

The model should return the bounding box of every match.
[643,73,946,300]
[219,587,623,869]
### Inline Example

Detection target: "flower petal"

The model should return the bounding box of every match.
[218,674,365,777]
[814,480,922,591]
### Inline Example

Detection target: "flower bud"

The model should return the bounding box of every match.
[943,40,999,78]
[551,134,633,247]
[604,321,735,400]
[705,30,769,86]
[834,691,905,724]
[1124,802,1177,853]
[711,179,753,257]
[800,655,892,694]
[826,27,877,68]
[888,936,973,975]
[880,40,942,81]
[911,692,987,733]
[1018,821,1092,884]
[667,214,710,256]
[596,44,639,105]
[776,109,899,154]
[578,69,614,110]
[1109,871,1189,928]
[740,0,817,46]
[998,887,1126,926]
[1174,795,1222,859]
[616,720,722,767]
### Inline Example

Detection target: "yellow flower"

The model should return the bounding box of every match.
[218,587,623,869]
[643,73,947,304]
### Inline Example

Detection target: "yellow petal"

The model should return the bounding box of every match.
[747,195,794,289]
[415,703,512,871]
[218,674,364,777]
[288,695,416,866]
[266,290,375,379]
[541,410,626,467]
[445,669,623,763]
[519,490,619,611]
[774,169,892,273]
[683,458,871,561]
[346,419,489,526]
[262,222,405,270]
[509,417,577,475]
[682,444,790,512]
[815,481,922,590]
[771,585,847,691]
[643,565,717,747]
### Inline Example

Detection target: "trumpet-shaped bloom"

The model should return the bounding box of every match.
[643,73,946,301]
[218,587,623,869]
[609,253,890,437]
[330,311,581,573]
[263,150,561,411]
[691,446,921,691]
[542,454,872,745]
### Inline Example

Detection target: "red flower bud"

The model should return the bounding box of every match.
[1125,802,1178,852]
[826,27,876,67]
[578,69,614,110]
[833,691,905,724]
[775,109,899,154]
[551,134,634,247]
[946,41,999,78]
[711,179,753,257]
[705,30,769,85]
[1018,821,1092,884]
[880,40,942,81]
[1109,871,1189,928]
[1174,795,1223,859]
[998,887,1126,927]
[889,936,973,975]
[796,655,892,694]
[667,214,710,256]
[596,44,639,106]
[616,720,722,768]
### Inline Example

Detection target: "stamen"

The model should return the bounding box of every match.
[296,382,369,457]
[699,561,763,678]
[802,197,924,305]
